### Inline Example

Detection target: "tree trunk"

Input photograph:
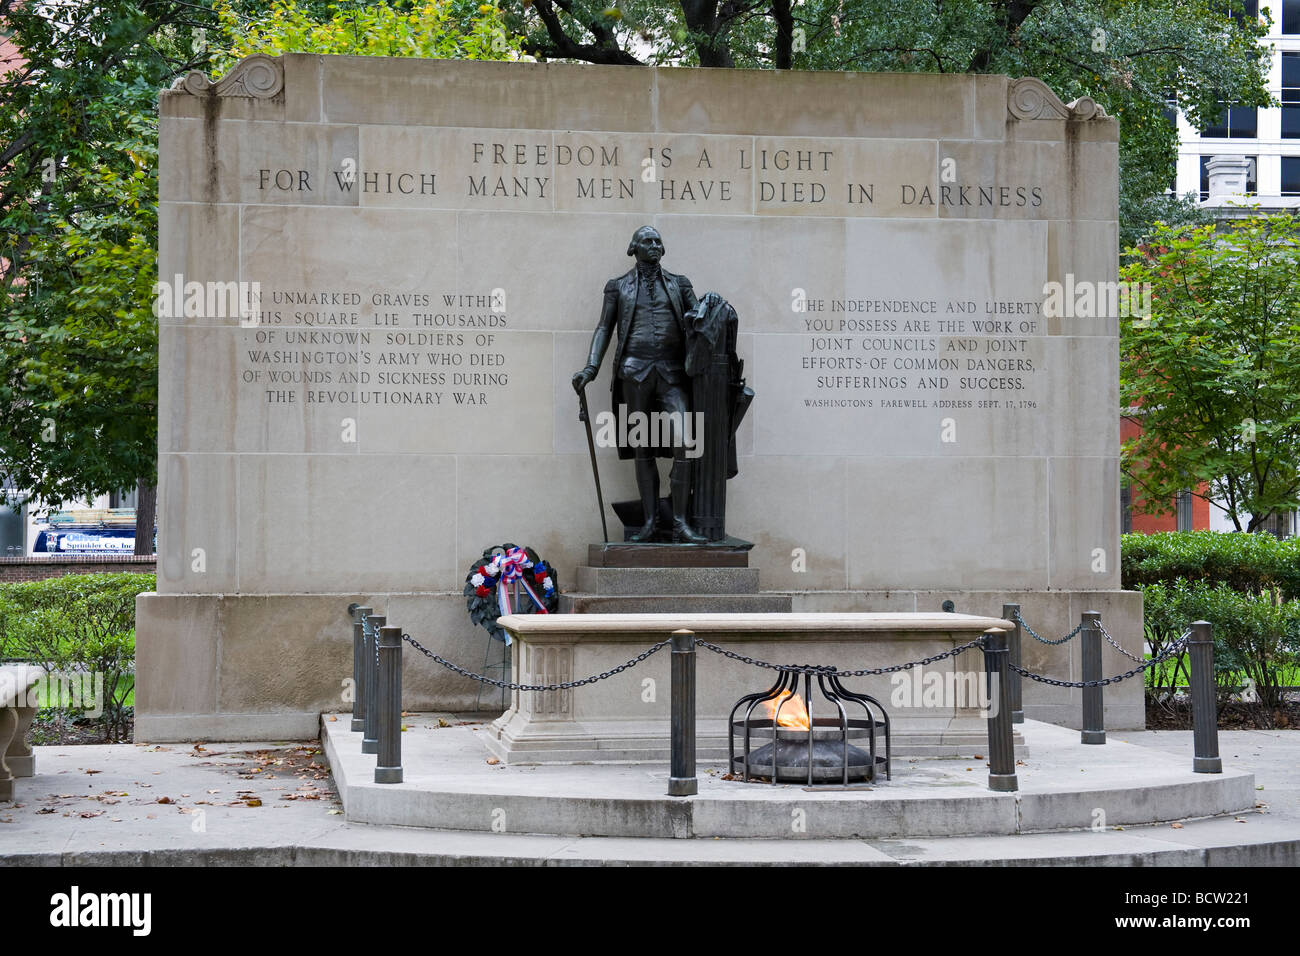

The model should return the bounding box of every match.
[134,477,157,555]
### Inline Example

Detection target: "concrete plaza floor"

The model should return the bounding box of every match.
[0,723,1296,865]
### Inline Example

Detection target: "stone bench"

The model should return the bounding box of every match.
[0,666,41,801]
[484,612,1023,764]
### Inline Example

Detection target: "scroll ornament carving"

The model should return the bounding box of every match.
[1008,77,1109,121]
[171,54,284,99]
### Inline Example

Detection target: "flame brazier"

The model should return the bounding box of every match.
[729,668,891,785]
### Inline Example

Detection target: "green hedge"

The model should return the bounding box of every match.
[0,572,153,741]
[1123,533,1300,722]
[1121,530,1300,599]
[1140,579,1300,709]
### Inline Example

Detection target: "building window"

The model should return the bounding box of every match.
[1200,106,1258,139]
[1200,155,1257,200]
[1283,156,1300,196]
[109,487,138,510]
[1284,0,1300,34]
[1227,0,1259,23]
[1121,484,1133,534]
[1177,490,1195,531]
[1260,511,1294,539]
[1284,53,1300,139]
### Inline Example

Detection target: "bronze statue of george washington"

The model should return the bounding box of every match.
[571,226,709,544]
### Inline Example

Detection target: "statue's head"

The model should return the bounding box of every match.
[627,226,664,265]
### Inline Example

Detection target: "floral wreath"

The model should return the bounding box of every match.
[464,543,559,644]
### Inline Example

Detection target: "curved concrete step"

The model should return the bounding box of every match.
[324,715,1257,841]
[5,810,1293,867]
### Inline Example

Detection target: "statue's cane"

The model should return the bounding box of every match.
[577,384,610,543]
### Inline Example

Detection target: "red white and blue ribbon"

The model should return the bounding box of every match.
[494,547,549,643]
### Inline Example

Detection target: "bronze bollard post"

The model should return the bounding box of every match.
[668,629,697,796]
[362,613,385,755]
[1001,603,1024,724]
[983,627,1018,792]
[1189,621,1222,773]
[1081,611,1105,744]
[375,626,404,784]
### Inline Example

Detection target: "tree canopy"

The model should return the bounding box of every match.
[1120,215,1300,532]
[0,0,521,550]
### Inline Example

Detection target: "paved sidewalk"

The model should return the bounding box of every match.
[0,727,1295,865]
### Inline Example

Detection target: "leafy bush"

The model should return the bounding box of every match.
[1139,578,1300,723]
[1121,531,1300,600]
[0,573,153,741]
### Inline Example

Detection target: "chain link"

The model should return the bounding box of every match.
[1009,631,1191,688]
[694,637,987,677]
[1012,609,1083,646]
[401,633,669,691]
[1097,619,1147,664]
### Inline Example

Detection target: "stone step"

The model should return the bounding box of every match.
[323,716,1258,842]
[5,817,1296,867]
[559,593,793,614]
[575,565,761,595]
[588,543,751,568]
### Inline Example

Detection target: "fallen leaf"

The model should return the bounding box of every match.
[328,809,343,815]
[328,716,338,722]
[1171,822,1184,829]
[36,808,56,815]
[486,757,500,766]
[78,810,104,818]
[156,796,173,805]
[973,754,984,760]
[243,798,263,807]
[84,769,102,775]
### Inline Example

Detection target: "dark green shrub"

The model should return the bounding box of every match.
[0,572,153,741]
[1121,530,1300,600]
[1139,578,1300,724]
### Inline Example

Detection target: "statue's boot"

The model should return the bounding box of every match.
[629,458,659,542]
[670,475,708,544]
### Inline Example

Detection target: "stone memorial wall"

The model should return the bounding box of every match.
[139,54,1141,740]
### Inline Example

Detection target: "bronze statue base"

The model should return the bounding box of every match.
[587,541,753,569]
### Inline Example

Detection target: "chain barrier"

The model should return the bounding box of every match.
[1009,630,1191,689]
[1097,619,1147,664]
[1012,609,1082,646]
[401,633,670,691]
[694,637,987,676]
